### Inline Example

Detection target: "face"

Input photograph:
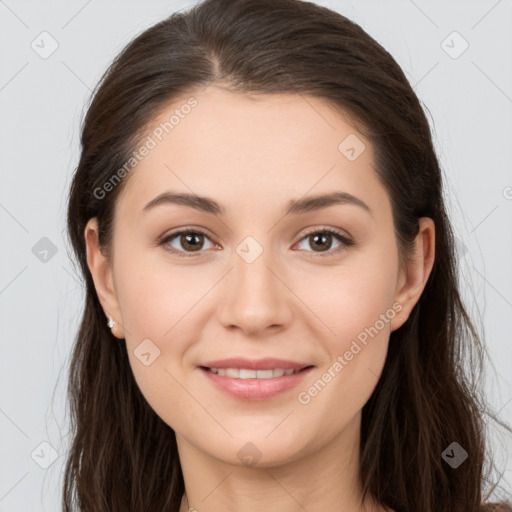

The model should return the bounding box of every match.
[85,85,434,468]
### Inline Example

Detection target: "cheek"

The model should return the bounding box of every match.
[114,260,203,427]
[295,238,399,346]
[115,246,212,343]
[331,271,397,348]
[292,248,398,419]
[113,252,215,408]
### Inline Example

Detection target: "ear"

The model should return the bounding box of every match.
[389,217,435,332]
[84,218,125,339]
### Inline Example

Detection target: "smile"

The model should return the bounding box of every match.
[205,367,302,378]
[199,365,314,400]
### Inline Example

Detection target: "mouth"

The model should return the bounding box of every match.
[197,358,315,400]
[200,366,312,379]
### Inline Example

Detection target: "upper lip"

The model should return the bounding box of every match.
[199,357,313,371]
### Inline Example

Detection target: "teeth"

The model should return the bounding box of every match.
[207,367,302,378]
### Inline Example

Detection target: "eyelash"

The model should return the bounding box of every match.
[159,226,354,258]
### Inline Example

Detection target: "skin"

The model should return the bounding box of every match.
[85,85,435,512]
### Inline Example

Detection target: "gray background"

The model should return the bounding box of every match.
[1,0,511,510]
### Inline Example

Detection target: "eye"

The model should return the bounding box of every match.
[294,227,354,257]
[159,227,217,257]
[159,226,354,258]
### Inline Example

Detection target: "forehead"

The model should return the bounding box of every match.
[115,86,387,221]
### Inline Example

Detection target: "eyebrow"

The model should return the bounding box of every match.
[142,191,372,217]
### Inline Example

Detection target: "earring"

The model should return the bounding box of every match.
[107,315,125,339]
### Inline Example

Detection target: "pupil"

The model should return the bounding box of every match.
[312,233,331,251]
[183,233,202,251]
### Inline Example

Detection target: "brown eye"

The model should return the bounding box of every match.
[295,228,354,256]
[179,232,204,252]
[160,228,215,257]
[308,232,334,252]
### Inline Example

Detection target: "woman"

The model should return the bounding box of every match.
[63,0,512,510]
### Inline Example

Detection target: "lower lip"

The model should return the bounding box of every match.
[199,366,314,401]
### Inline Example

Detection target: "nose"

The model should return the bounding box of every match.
[216,241,293,337]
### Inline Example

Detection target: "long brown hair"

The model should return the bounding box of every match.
[64,0,512,510]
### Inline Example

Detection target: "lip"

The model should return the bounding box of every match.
[199,357,311,370]
[198,358,314,401]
